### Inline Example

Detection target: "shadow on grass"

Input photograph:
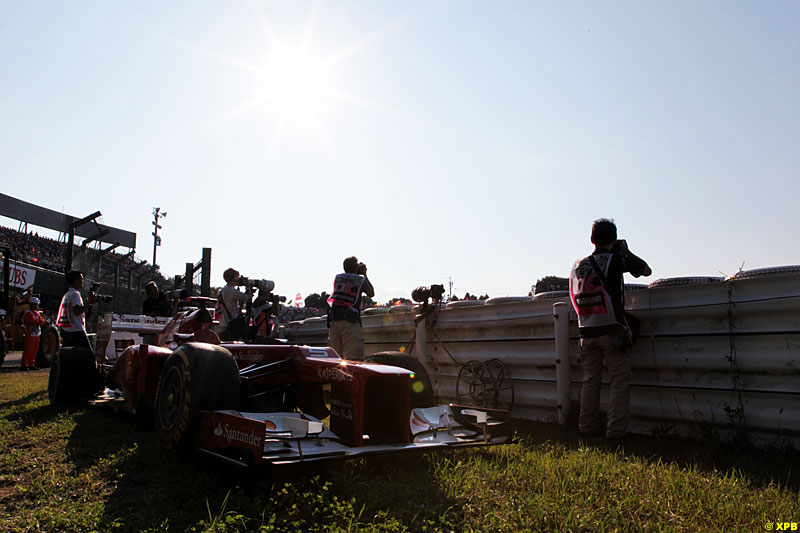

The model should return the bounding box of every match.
[0,389,49,414]
[511,418,800,491]
[65,408,238,530]
[64,406,462,532]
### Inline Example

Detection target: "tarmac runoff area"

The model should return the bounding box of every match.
[1,351,38,372]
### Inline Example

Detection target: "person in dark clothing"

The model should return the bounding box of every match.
[569,219,651,439]
[142,281,171,317]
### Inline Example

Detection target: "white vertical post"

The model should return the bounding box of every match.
[554,302,571,425]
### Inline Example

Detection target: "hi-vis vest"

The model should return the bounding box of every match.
[569,252,624,330]
[328,273,365,308]
[252,302,272,337]
[23,310,44,337]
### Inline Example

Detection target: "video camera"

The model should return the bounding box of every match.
[238,277,275,293]
[411,284,446,304]
[89,283,113,303]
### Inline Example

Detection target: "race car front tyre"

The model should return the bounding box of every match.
[366,352,437,408]
[154,343,240,451]
[48,347,99,405]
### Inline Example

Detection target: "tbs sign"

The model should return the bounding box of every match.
[0,263,37,289]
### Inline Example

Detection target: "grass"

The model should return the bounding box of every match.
[2,368,800,532]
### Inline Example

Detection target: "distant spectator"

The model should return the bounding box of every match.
[142,281,171,317]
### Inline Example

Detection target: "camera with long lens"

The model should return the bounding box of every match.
[165,289,188,301]
[238,277,275,293]
[411,284,446,303]
[89,283,113,303]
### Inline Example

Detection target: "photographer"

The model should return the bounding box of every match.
[250,284,281,342]
[142,281,172,317]
[569,219,651,440]
[216,268,251,341]
[327,256,374,361]
[56,270,95,351]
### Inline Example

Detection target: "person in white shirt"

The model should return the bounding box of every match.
[216,268,251,341]
[56,270,95,350]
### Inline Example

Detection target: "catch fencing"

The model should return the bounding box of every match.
[285,269,800,446]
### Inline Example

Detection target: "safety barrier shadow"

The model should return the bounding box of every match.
[511,419,800,491]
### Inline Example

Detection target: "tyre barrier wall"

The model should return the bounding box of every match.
[285,269,800,446]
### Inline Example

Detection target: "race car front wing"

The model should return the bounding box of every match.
[196,404,512,466]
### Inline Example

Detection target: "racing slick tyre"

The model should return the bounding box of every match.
[48,347,99,405]
[366,351,436,408]
[154,343,240,451]
[35,324,61,369]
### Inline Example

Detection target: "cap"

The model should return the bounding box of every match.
[30,297,40,305]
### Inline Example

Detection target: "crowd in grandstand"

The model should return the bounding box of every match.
[0,226,65,271]
[0,225,146,276]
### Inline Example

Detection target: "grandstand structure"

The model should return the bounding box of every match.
[0,193,162,317]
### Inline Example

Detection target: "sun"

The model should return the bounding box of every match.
[195,5,400,158]
[258,43,326,114]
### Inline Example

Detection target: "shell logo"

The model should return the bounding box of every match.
[265,420,276,430]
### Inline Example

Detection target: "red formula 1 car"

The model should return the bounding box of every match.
[48,306,511,466]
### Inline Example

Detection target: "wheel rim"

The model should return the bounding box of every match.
[482,359,515,411]
[157,365,187,432]
[456,361,484,405]
[456,359,514,411]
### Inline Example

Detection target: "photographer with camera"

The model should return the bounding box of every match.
[249,282,284,343]
[327,256,374,361]
[142,281,172,317]
[56,270,95,351]
[216,268,251,341]
[569,219,651,440]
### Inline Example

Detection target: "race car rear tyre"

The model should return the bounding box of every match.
[48,347,99,405]
[366,352,436,408]
[154,343,240,451]
[35,325,61,369]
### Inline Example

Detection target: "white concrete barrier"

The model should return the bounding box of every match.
[286,270,800,446]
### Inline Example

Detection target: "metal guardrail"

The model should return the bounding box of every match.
[286,273,800,446]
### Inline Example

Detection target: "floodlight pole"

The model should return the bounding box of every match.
[151,207,167,268]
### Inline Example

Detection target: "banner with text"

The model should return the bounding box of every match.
[0,262,37,289]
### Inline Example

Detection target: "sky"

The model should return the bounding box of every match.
[1,1,798,303]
